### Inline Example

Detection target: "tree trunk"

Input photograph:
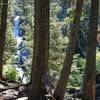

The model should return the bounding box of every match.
[0,0,2,21]
[82,0,99,100]
[0,0,8,77]
[28,0,50,100]
[98,0,100,25]
[53,0,84,100]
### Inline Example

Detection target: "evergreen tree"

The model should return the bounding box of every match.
[0,0,8,77]
[53,0,84,100]
[82,0,99,99]
[0,0,2,23]
[28,0,50,99]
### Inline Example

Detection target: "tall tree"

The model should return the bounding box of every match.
[28,0,50,100]
[0,0,2,26]
[0,0,8,77]
[99,1,100,25]
[53,0,84,100]
[82,0,99,99]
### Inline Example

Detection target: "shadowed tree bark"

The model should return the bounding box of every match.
[99,0,100,25]
[0,0,2,22]
[82,0,99,100]
[53,0,84,100]
[0,0,8,77]
[28,0,50,100]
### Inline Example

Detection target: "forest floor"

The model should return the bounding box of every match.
[0,78,29,100]
[0,77,84,100]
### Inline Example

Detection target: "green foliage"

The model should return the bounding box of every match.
[49,32,68,71]
[68,57,85,88]
[49,1,69,72]
[3,0,33,82]
[2,0,100,89]
[3,65,18,81]
[96,52,100,73]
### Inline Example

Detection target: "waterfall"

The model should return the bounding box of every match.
[13,1,30,84]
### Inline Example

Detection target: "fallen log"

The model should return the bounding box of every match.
[0,80,9,86]
[0,82,30,92]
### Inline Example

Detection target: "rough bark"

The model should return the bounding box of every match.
[0,0,8,77]
[28,0,50,100]
[98,1,100,25]
[82,0,99,100]
[0,0,2,20]
[53,0,84,100]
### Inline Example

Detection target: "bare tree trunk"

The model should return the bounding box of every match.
[82,0,99,100]
[0,0,2,21]
[98,0,100,25]
[0,0,8,77]
[53,0,84,100]
[28,0,50,100]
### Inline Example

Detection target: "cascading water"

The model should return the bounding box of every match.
[13,1,30,84]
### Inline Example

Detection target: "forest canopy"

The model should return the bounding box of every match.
[0,0,100,100]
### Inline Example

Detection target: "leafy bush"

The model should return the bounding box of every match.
[3,65,19,81]
[68,57,86,88]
